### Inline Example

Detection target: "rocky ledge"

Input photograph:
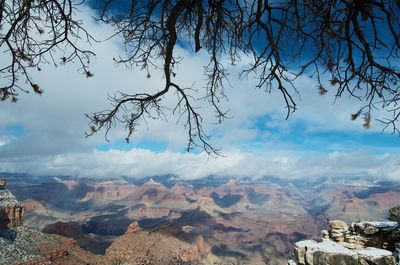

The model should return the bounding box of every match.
[289,219,399,265]
[0,179,212,264]
[0,179,108,264]
[0,179,24,230]
[0,225,109,264]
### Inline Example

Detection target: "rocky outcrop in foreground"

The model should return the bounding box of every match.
[0,179,24,230]
[0,226,108,265]
[0,179,106,264]
[290,219,399,265]
[0,179,214,264]
[106,221,211,264]
[0,222,211,265]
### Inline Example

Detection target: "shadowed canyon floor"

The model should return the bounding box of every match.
[2,173,400,264]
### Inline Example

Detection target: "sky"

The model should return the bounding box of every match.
[0,5,399,180]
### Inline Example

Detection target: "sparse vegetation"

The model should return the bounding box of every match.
[389,206,400,223]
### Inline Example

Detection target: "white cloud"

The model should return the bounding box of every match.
[0,148,400,180]
[0,5,398,179]
[0,141,7,148]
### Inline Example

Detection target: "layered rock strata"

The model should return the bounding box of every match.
[0,179,24,230]
[290,219,398,265]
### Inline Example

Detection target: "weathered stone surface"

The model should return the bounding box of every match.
[293,239,395,265]
[353,221,398,234]
[356,248,395,265]
[0,226,109,265]
[329,220,349,230]
[364,226,380,235]
[0,187,24,230]
[292,218,398,265]
[294,240,315,264]
[331,231,345,236]
[321,230,329,240]
[312,250,358,265]
[0,179,6,188]
[125,221,141,234]
[294,240,356,265]
[333,236,345,243]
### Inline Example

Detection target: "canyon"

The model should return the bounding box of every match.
[1,173,400,264]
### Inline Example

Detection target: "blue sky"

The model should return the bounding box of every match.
[0,5,399,180]
[249,115,400,154]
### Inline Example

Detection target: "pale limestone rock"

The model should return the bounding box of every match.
[321,230,329,240]
[294,240,315,264]
[356,248,395,265]
[329,220,349,230]
[334,236,345,243]
[295,240,356,265]
[342,242,357,250]
[312,250,358,265]
[292,219,398,265]
[354,235,368,248]
[353,221,398,233]
[331,230,345,236]
[293,239,395,265]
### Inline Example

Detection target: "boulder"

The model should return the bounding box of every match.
[329,220,349,230]
[312,250,358,265]
[292,218,398,265]
[294,240,316,264]
[293,239,395,265]
[321,230,329,240]
[331,231,344,237]
[0,179,6,188]
[294,240,356,265]
[356,248,395,265]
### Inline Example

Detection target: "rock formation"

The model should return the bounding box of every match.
[1,193,212,265]
[107,221,211,264]
[0,226,110,264]
[290,219,399,265]
[0,178,24,230]
[0,179,110,264]
[0,179,6,187]
[125,221,141,234]
[42,221,83,238]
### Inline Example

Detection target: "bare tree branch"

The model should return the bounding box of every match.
[0,0,95,102]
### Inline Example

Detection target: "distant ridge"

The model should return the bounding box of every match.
[143,178,163,186]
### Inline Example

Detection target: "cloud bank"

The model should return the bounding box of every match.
[1,148,400,180]
[0,6,399,180]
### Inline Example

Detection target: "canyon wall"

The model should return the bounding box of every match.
[0,179,24,230]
